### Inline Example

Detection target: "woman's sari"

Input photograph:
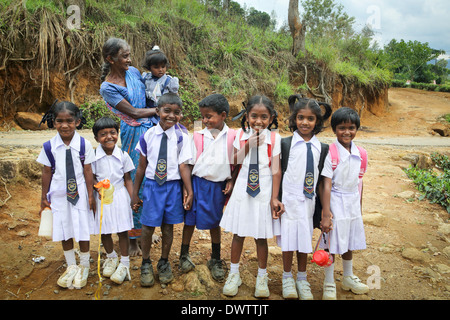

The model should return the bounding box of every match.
[100,66,151,238]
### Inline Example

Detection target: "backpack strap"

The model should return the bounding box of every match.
[139,133,147,156]
[329,142,339,170]
[193,132,204,161]
[357,146,367,179]
[79,136,85,167]
[280,136,293,175]
[43,140,55,174]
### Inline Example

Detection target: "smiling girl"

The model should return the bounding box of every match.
[320,107,369,299]
[220,95,281,298]
[91,117,135,285]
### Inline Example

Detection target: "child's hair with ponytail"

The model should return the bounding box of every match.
[39,100,86,130]
[287,94,332,135]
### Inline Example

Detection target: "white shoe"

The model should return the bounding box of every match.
[73,265,89,289]
[102,257,119,278]
[282,277,298,299]
[296,280,314,300]
[342,275,369,294]
[223,272,242,297]
[110,263,131,284]
[254,274,270,298]
[322,282,337,300]
[57,265,79,289]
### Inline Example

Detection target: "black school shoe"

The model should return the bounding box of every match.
[140,261,155,287]
[207,258,227,282]
[157,259,174,284]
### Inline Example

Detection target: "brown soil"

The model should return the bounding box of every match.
[0,88,449,302]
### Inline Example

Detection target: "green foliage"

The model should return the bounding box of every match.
[404,153,450,213]
[390,80,450,93]
[79,101,120,129]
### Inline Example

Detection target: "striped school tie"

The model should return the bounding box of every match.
[154,132,168,185]
[303,142,314,199]
[246,145,260,197]
[66,147,79,205]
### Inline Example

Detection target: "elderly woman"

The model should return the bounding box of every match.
[99,38,155,256]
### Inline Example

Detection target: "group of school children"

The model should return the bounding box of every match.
[36,44,370,301]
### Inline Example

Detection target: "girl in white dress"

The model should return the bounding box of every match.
[276,95,332,300]
[37,101,96,289]
[320,107,369,299]
[91,117,135,284]
[220,95,282,298]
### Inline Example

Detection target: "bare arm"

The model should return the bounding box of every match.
[114,98,157,119]
[131,154,148,212]
[271,153,284,219]
[320,177,333,233]
[179,163,193,210]
[83,164,95,214]
[40,166,52,211]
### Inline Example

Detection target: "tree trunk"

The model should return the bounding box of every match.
[288,0,306,56]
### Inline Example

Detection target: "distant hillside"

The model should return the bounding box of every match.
[0,0,391,129]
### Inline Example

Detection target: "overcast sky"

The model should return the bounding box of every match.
[234,0,450,59]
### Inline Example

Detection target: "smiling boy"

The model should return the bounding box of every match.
[179,94,237,282]
[131,93,193,287]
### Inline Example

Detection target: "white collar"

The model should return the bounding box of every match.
[239,128,273,144]
[335,139,361,161]
[199,123,229,140]
[155,123,177,141]
[95,144,122,161]
[55,131,81,151]
[292,131,321,151]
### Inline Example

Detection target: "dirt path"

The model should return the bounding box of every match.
[0,88,449,302]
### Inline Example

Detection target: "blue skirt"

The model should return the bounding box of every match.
[141,179,184,227]
[185,175,226,230]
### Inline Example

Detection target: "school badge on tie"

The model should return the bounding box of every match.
[246,147,260,197]
[303,142,315,199]
[155,132,168,185]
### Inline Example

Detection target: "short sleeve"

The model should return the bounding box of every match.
[122,151,135,173]
[166,76,179,94]
[83,139,95,165]
[321,152,333,179]
[272,133,281,157]
[135,133,147,157]
[99,82,126,108]
[36,147,51,167]
[178,132,193,164]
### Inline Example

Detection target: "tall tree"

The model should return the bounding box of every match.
[288,0,306,56]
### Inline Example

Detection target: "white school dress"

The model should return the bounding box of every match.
[220,128,281,239]
[189,123,233,182]
[36,131,95,242]
[275,133,322,253]
[320,139,367,255]
[91,145,135,235]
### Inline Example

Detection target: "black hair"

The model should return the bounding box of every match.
[157,92,183,108]
[238,95,278,132]
[142,46,169,71]
[330,107,360,131]
[92,116,120,137]
[287,94,332,135]
[39,100,86,130]
[198,93,230,116]
[101,37,129,81]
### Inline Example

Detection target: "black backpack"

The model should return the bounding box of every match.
[279,136,329,229]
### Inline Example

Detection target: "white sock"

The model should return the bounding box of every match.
[257,268,267,277]
[283,271,293,279]
[63,249,76,266]
[120,256,130,268]
[106,250,118,259]
[230,262,240,274]
[297,271,307,281]
[343,259,353,277]
[79,251,90,268]
[324,263,335,283]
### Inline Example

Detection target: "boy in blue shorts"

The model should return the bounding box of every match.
[132,93,193,287]
[179,94,237,281]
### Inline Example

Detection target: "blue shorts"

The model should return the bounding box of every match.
[185,175,226,230]
[141,179,184,227]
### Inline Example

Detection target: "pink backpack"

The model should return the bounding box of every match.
[193,129,237,164]
[328,143,367,196]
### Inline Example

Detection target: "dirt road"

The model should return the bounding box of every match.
[0,88,449,302]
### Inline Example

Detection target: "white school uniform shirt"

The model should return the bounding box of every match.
[135,123,192,180]
[189,123,232,182]
[92,144,135,187]
[282,132,322,199]
[37,131,95,197]
[321,139,364,193]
